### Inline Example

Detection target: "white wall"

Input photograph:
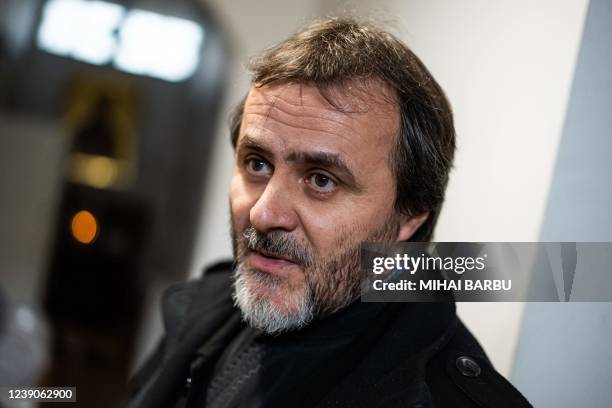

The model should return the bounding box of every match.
[513,0,612,404]
[190,0,590,377]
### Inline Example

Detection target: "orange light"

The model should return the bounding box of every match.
[71,210,98,244]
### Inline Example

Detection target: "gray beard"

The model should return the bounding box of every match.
[230,216,399,335]
[232,265,315,334]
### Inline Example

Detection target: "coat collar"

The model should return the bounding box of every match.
[132,262,240,408]
[313,302,457,407]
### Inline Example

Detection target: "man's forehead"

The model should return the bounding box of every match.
[246,83,326,107]
[240,81,400,152]
[242,83,352,137]
[244,80,399,115]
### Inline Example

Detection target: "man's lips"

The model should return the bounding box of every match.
[256,248,296,263]
[247,249,300,277]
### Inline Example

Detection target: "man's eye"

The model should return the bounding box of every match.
[306,173,337,193]
[245,158,272,176]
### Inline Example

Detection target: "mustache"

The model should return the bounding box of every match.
[241,226,312,267]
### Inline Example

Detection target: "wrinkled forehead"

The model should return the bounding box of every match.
[239,80,400,153]
[245,78,399,117]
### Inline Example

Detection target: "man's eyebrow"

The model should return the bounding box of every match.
[285,151,361,191]
[237,135,274,157]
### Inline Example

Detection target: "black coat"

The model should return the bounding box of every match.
[126,261,532,408]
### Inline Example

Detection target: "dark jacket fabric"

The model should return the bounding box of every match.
[126,261,532,408]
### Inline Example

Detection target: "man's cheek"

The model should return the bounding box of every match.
[230,178,254,222]
[229,173,245,204]
[305,216,352,250]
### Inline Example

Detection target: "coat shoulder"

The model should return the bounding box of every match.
[426,319,533,408]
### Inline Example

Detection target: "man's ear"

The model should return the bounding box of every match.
[397,212,429,241]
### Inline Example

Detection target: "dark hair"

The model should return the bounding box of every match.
[230,17,455,241]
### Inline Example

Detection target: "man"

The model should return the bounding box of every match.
[126,18,531,408]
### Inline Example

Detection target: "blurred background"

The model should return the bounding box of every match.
[0,0,611,407]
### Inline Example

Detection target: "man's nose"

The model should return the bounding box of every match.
[249,175,298,233]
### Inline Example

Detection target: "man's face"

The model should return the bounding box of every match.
[230,81,417,333]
